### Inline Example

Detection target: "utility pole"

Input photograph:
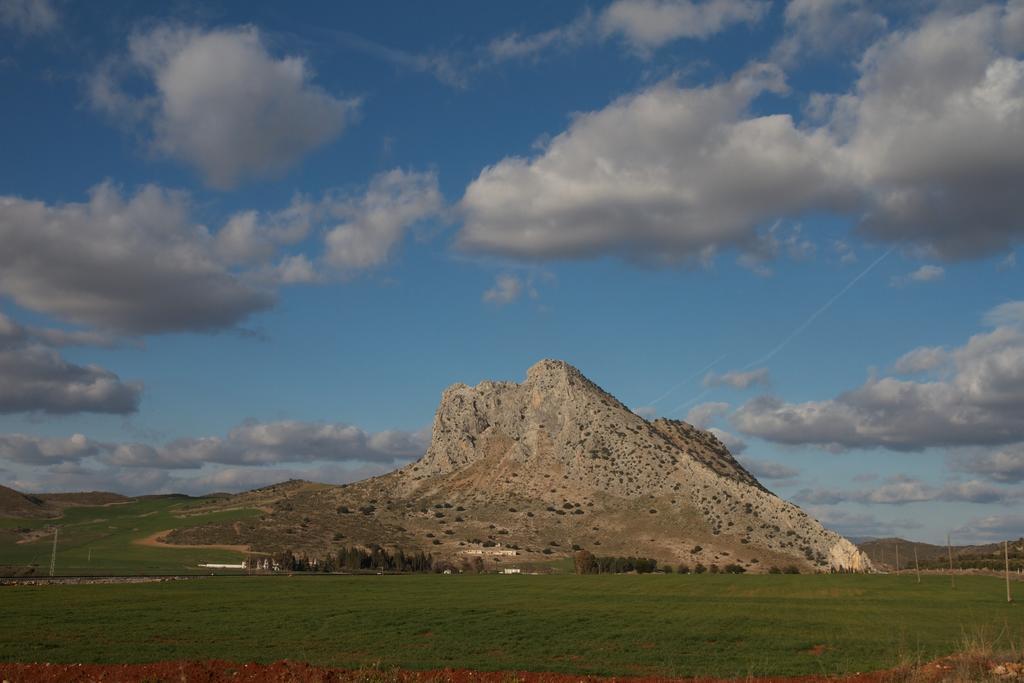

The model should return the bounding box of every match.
[947,533,955,590]
[895,541,900,575]
[914,545,920,584]
[1007,540,1013,603]
[49,527,58,577]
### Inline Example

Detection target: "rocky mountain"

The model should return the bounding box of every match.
[170,360,870,573]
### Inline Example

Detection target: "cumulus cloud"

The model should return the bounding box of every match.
[0,171,436,336]
[734,313,1024,451]
[215,196,314,265]
[0,345,142,415]
[460,4,1024,265]
[90,25,357,188]
[486,1,765,63]
[708,427,747,454]
[0,418,430,496]
[459,64,854,263]
[950,445,1024,483]
[102,420,428,470]
[738,456,799,480]
[685,401,731,428]
[954,513,1024,542]
[600,0,770,52]
[703,367,770,389]
[843,5,1024,258]
[0,434,102,465]
[323,169,442,272]
[985,300,1024,327]
[0,420,427,495]
[795,476,1023,505]
[482,274,523,306]
[806,506,922,539]
[0,0,56,34]
[0,313,141,414]
[890,264,944,287]
[892,346,948,374]
[773,0,887,65]
[0,183,275,335]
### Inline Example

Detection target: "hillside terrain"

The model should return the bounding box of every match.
[0,484,130,519]
[167,360,869,573]
[858,537,1024,572]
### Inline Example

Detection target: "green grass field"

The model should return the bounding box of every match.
[1,574,1019,678]
[0,497,257,575]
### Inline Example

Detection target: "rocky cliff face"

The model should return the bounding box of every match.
[175,360,870,572]
[388,359,868,571]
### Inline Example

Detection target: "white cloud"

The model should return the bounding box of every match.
[842,5,1024,258]
[806,506,922,539]
[734,312,1024,451]
[600,0,770,52]
[892,346,948,374]
[482,274,523,306]
[0,313,142,415]
[460,5,1024,265]
[685,401,731,428]
[773,0,887,65]
[0,434,101,465]
[216,196,313,265]
[91,25,358,189]
[0,420,428,475]
[459,64,855,264]
[0,171,434,336]
[954,513,1024,542]
[951,445,1024,483]
[795,476,1023,506]
[487,12,593,62]
[0,183,274,335]
[103,420,427,470]
[0,345,142,415]
[486,1,764,64]
[707,426,747,454]
[324,169,442,272]
[0,0,56,34]
[984,300,1024,327]
[703,367,770,389]
[737,456,799,480]
[890,264,944,287]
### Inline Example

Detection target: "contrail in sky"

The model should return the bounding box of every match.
[648,354,727,406]
[742,246,895,370]
[668,246,895,416]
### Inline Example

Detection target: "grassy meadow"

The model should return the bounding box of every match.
[0,496,257,575]
[0,573,1020,678]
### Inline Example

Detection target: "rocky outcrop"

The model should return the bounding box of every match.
[180,359,871,572]
[390,359,870,572]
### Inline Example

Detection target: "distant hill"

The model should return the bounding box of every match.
[0,485,57,519]
[858,537,1024,572]
[165,359,870,573]
[0,485,130,519]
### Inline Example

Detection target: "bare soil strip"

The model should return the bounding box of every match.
[0,658,1019,683]
[132,529,253,553]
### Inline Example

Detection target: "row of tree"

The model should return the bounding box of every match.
[273,545,435,573]
[574,550,661,574]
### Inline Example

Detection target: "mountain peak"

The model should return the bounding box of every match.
[176,360,871,573]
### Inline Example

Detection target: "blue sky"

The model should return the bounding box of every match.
[0,0,1022,544]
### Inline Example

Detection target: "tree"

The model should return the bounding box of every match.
[574,550,597,575]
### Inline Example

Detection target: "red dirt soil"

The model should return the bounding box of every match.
[0,658,1016,683]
